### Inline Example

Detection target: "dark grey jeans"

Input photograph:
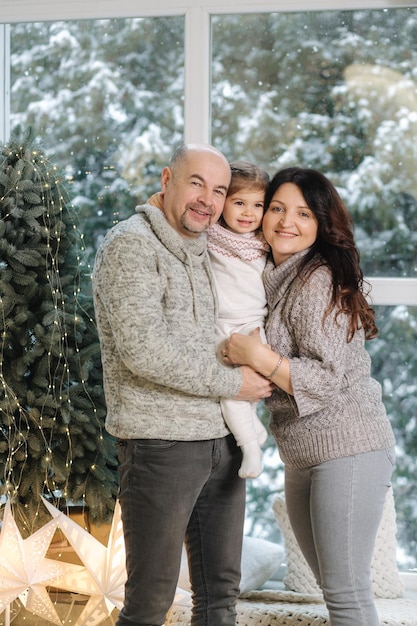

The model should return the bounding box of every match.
[115,434,246,626]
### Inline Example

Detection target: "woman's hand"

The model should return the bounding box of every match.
[223,328,294,395]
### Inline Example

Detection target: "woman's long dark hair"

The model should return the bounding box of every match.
[265,167,377,341]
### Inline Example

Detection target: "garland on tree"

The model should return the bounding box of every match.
[0,126,118,535]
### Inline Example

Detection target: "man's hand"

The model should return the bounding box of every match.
[235,365,274,402]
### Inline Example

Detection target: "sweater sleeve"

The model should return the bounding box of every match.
[93,230,242,399]
[288,268,354,417]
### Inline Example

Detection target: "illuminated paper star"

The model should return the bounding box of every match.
[0,499,74,625]
[42,497,126,626]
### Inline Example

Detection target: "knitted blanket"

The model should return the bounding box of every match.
[166,589,417,626]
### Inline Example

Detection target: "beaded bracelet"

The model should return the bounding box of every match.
[266,354,284,380]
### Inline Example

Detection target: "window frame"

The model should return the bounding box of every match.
[2,0,417,303]
[2,1,417,146]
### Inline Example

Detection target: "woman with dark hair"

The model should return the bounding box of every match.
[224,167,396,625]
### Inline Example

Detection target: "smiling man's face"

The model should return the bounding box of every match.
[160,146,231,238]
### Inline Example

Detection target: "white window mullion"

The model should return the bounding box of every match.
[184,7,211,144]
[367,278,417,306]
[0,24,10,143]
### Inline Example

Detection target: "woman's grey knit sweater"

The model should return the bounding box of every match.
[92,204,242,441]
[263,250,395,469]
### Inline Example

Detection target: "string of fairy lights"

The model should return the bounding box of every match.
[0,140,106,530]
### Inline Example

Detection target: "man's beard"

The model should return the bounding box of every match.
[181,203,214,234]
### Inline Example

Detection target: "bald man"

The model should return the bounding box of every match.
[93,144,273,626]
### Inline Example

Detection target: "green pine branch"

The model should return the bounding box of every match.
[0,126,118,535]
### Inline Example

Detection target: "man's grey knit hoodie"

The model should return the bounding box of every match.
[92,204,242,441]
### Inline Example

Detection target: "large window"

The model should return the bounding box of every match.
[1,0,417,573]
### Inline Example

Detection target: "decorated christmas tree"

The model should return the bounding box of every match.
[0,126,118,535]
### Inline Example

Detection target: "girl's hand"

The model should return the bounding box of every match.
[223,328,269,369]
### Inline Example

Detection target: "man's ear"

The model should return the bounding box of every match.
[160,166,172,196]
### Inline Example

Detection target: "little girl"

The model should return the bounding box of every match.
[207,161,270,478]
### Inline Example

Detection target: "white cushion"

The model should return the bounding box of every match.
[272,487,404,599]
[178,535,283,594]
[240,535,284,593]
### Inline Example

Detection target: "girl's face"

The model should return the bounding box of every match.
[262,182,318,265]
[221,189,265,234]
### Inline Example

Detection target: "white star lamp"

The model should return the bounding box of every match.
[0,499,75,625]
[42,497,127,626]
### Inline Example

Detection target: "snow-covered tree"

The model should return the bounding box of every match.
[10,17,184,259]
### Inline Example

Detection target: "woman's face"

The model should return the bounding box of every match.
[262,182,318,265]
